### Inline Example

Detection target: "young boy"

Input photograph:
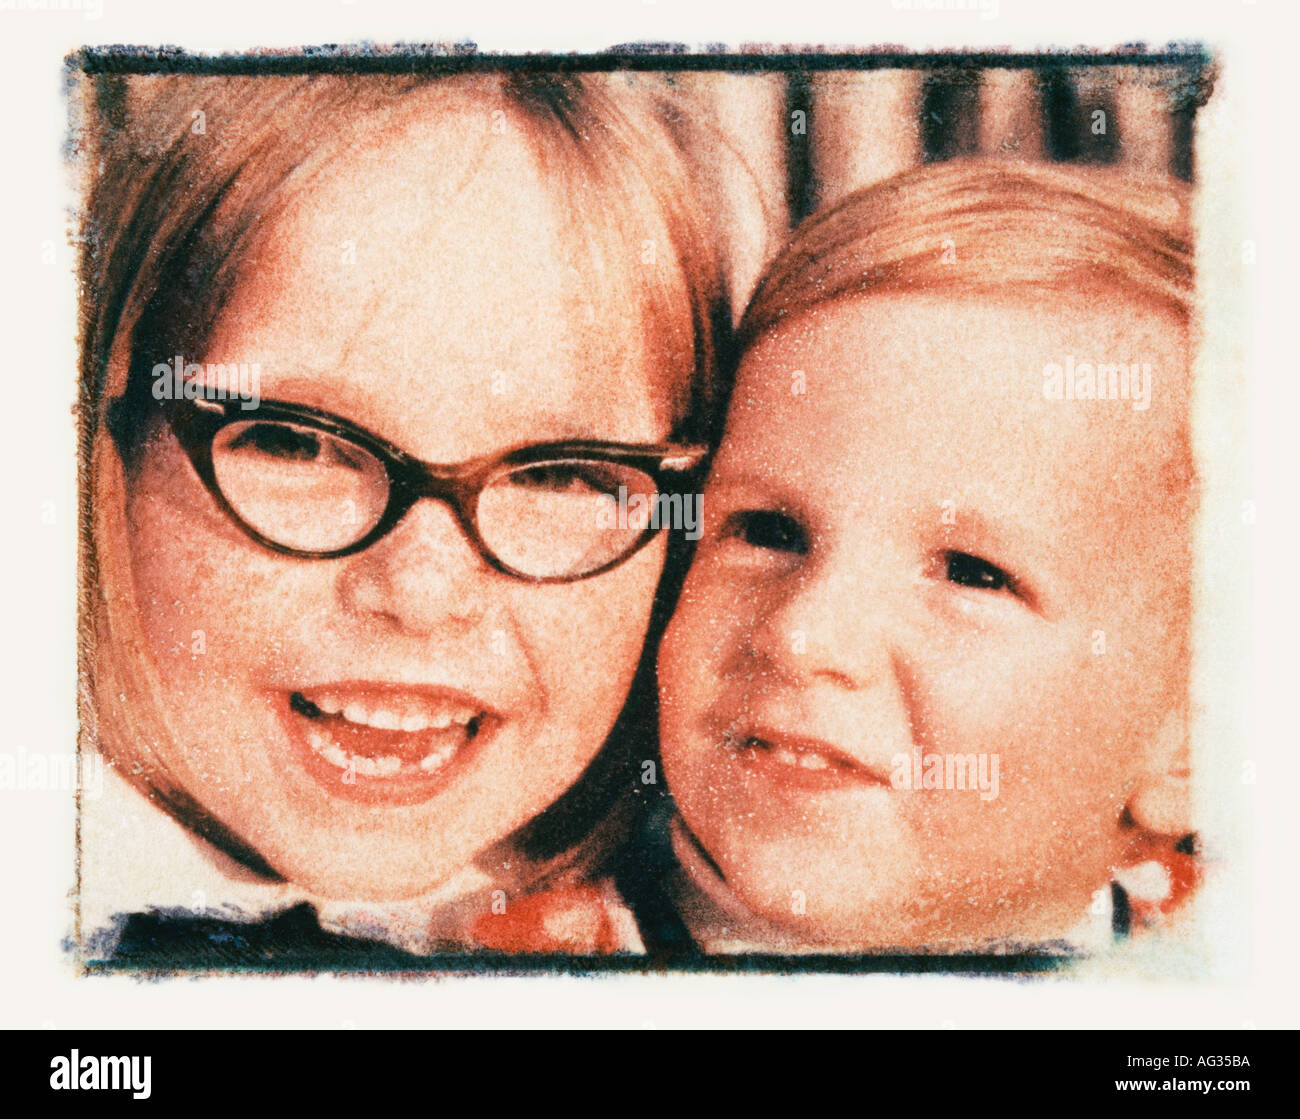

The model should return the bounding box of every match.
[654,159,1198,953]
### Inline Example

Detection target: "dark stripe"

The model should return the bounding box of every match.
[1111,881,1132,939]
[785,70,815,226]
[73,47,1214,77]
[922,68,981,162]
[106,904,426,970]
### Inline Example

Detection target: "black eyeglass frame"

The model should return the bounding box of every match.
[147,396,709,583]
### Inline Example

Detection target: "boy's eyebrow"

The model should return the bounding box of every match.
[933,505,1020,544]
[704,468,805,501]
[709,458,1082,614]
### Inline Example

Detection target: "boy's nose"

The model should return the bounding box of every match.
[335,500,493,636]
[741,561,902,694]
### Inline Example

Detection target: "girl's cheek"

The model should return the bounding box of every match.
[520,542,664,697]
[127,499,213,656]
[128,448,239,602]
[126,477,300,686]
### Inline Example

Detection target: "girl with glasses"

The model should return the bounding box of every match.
[78,69,726,963]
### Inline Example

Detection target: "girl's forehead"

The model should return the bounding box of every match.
[215,144,686,446]
[201,152,671,454]
[271,111,554,253]
[222,135,604,349]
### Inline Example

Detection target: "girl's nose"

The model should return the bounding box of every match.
[335,499,494,636]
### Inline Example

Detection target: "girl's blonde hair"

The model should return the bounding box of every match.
[738,156,1194,352]
[77,70,728,884]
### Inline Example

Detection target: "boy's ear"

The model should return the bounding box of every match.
[1128,710,1192,836]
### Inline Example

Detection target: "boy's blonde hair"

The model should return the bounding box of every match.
[738,157,1194,351]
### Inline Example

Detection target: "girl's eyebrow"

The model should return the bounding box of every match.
[251,372,363,413]
[249,377,658,455]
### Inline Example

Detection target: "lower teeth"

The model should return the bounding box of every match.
[419,745,456,772]
[302,722,462,778]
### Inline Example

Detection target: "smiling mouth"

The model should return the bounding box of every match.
[722,728,890,790]
[285,686,495,802]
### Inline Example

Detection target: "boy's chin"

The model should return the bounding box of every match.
[738,886,928,951]
[722,844,920,949]
[737,867,1103,952]
[724,845,1024,951]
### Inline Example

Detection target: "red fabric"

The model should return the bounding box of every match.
[1125,837,1202,928]
[1159,848,1201,915]
[468,885,620,954]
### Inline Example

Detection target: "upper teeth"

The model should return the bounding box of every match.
[742,737,834,772]
[767,743,831,771]
[303,691,480,732]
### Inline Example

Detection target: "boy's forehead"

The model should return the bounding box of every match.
[730,293,1187,452]
[722,292,1190,533]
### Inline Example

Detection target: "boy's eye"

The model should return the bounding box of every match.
[720,510,810,555]
[945,550,1014,593]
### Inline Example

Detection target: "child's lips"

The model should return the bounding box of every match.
[718,721,895,792]
[281,683,502,805]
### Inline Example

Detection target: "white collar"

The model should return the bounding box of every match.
[80,763,504,957]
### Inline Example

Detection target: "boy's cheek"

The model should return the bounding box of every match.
[907,646,1142,827]
[908,629,1077,741]
[660,583,742,684]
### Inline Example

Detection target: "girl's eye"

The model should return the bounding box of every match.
[227,422,321,463]
[507,463,612,496]
[945,550,1014,593]
[720,510,809,555]
[223,422,373,473]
